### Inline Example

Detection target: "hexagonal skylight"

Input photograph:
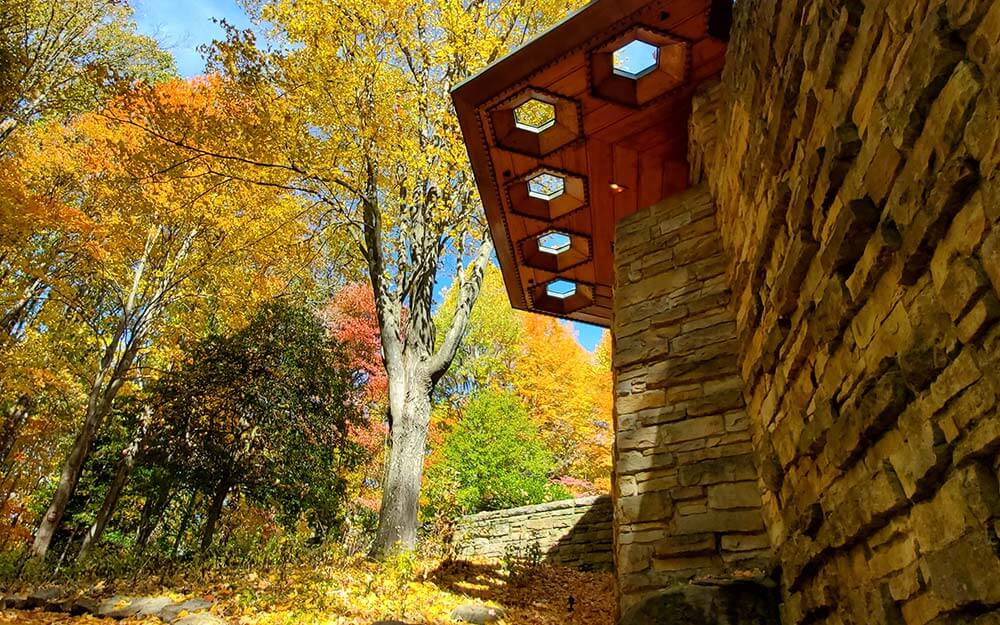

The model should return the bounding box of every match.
[612,40,660,79]
[513,99,556,132]
[538,231,572,255]
[527,173,565,200]
[546,279,577,299]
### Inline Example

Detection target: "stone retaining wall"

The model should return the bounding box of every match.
[452,495,613,570]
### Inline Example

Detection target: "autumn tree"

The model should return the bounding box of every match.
[0,0,174,144]
[150,301,362,551]
[163,0,588,555]
[24,78,319,558]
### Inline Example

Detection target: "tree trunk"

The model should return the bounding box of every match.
[77,442,139,560]
[32,224,160,559]
[30,335,137,558]
[170,490,197,558]
[0,395,30,463]
[200,479,229,553]
[371,374,433,556]
[136,480,172,554]
[31,399,108,558]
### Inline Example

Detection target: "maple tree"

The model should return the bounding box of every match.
[321,283,391,532]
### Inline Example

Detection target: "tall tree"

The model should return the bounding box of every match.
[159,0,588,555]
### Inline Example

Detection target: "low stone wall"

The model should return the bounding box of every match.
[452,495,614,570]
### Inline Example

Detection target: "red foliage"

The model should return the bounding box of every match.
[322,283,389,511]
[322,282,388,411]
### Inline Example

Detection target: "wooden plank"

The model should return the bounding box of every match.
[636,149,665,210]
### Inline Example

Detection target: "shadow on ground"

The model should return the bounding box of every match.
[426,558,614,625]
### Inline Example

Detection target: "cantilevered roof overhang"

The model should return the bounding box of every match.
[453,0,732,326]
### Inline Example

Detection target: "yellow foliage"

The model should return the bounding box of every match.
[0,556,612,625]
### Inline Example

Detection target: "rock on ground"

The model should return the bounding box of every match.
[174,614,228,625]
[1,590,220,623]
[450,603,506,624]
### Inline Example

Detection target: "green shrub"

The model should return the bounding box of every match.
[425,390,568,516]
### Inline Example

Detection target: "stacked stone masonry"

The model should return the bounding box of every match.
[452,496,613,570]
[612,185,772,616]
[673,0,1000,624]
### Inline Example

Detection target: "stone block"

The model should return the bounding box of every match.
[618,491,673,525]
[922,530,1000,608]
[654,533,716,557]
[720,533,771,553]
[678,455,759,487]
[707,481,764,510]
[674,509,765,535]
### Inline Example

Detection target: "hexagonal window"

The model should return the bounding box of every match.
[513,99,556,133]
[613,40,660,79]
[537,231,572,255]
[546,279,577,299]
[527,173,565,200]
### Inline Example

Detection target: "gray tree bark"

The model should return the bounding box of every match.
[372,372,434,552]
[0,395,30,464]
[367,185,493,556]
[77,405,152,560]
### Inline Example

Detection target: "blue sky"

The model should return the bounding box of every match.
[133,0,251,77]
[132,0,606,352]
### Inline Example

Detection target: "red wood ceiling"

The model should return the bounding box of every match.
[453,0,729,327]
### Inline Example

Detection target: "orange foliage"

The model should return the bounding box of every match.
[513,316,613,493]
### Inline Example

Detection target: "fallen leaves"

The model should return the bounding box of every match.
[1,556,612,625]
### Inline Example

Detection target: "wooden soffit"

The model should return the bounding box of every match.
[453,0,732,327]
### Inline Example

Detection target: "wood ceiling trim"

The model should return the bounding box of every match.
[452,0,729,326]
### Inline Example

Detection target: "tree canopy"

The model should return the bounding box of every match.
[0,0,609,568]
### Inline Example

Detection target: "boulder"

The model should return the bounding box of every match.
[70,598,101,615]
[26,587,66,609]
[159,598,214,622]
[2,595,29,610]
[450,603,506,624]
[97,595,141,619]
[619,583,778,625]
[174,614,227,625]
[130,596,173,616]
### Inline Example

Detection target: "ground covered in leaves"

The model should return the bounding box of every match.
[1,556,614,625]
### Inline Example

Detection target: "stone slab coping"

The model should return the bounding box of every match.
[458,495,612,522]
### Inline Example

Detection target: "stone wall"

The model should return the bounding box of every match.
[452,496,613,570]
[612,185,771,615]
[689,1,1000,624]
